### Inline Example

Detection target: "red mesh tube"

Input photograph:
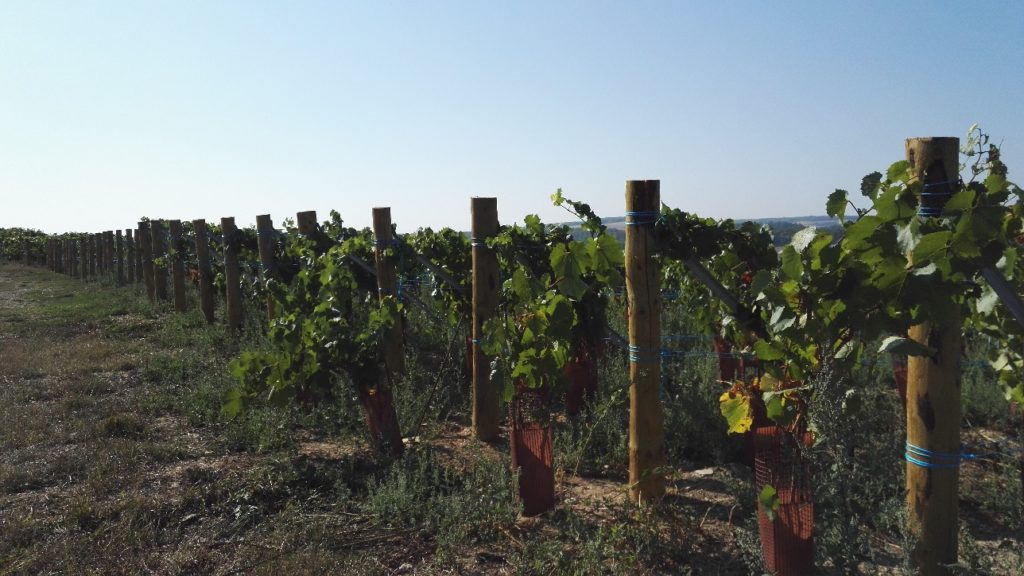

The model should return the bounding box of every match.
[753,426,814,576]
[360,388,404,458]
[564,356,598,417]
[510,388,554,516]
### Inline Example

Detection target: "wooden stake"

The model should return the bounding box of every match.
[139,221,155,301]
[135,227,144,284]
[905,137,962,575]
[222,217,243,332]
[193,219,215,324]
[372,207,406,378]
[70,239,79,278]
[471,197,501,442]
[115,230,125,285]
[151,220,168,300]
[105,231,114,278]
[625,179,665,503]
[126,229,135,283]
[92,234,101,275]
[94,233,102,276]
[295,210,323,252]
[169,220,187,312]
[255,214,278,320]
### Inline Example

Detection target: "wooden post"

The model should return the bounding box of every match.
[255,214,278,319]
[92,234,100,276]
[105,231,114,277]
[151,220,168,300]
[372,207,406,378]
[169,220,187,311]
[115,230,125,285]
[296,210,320,250]
[80,237,88,278]
[222,217,243,332]
[625,179,665,503]
[92,234,100,275]
[193,219,216,324]
[471,197,501,441]
[135,227,143,282]
[126,229,135,283]
[79,238,88,279]
[905,137,962,575]
[69,239,78,277]
[139,221,155,301]
[101,231,109,276]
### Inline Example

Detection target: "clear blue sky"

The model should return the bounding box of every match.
[2,1,1022,234]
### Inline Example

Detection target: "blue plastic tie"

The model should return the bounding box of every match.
[624,210,659,226]
[904,442,960,469]
[628,344,660,365]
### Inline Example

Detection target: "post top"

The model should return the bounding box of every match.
[905,136,959,144]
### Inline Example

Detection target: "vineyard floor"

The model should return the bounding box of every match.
[1,263,1021,575]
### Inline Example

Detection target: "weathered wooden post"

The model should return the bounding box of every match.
[94,234,100,276]
[80,237,88,278]
[905,137,962,575]
[625,179,665,503]
[193,219,215,324]
[80,238,88,279]
[91,234,98,276]
[115,230,125,285]
[105,231,114,277]
[103,232,109,280]
[139,221,155,301]
[69,239,77,277]
[151,220,168,300]
[296,210,318,242]
[169,220,187,312]
[255,214,278,319]
[134,228,143,284]
[46,239,52,271]
[372,207,406,377]
[222,217,242,332]
[126,229,135,283]
[471,197,501,442]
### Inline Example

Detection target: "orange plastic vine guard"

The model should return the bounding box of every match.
[564,356,598,417]
[510,387,554,516]
[754,425,815,576]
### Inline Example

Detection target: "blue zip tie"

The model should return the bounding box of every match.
[923,180,956,188]
[628,344,660,364]
[624,210,659,226]
[470,338,481,344]
[905,442,960,469]
[470,236,487,248]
